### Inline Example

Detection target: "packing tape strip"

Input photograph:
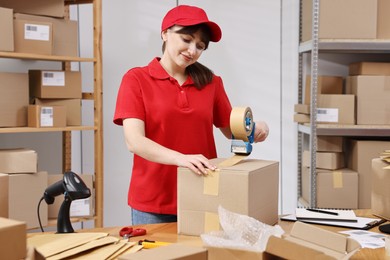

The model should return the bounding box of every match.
[204,212,220,233]
[230,106,253,142]
[332,171,343,188]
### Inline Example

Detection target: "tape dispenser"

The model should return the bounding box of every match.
[230,107,255,155]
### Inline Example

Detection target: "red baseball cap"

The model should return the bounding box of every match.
[161,5,222,42]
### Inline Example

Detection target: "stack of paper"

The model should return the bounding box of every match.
[295,208,357,222]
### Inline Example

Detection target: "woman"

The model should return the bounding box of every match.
[113,5,269,225]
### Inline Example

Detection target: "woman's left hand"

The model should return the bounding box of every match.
[253,121,269,143]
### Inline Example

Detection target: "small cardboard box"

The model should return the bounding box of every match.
[0,7,14,51]
[34,98,81,126]
[317,136,343,152]
[14,18,53,55]
[371,158,390,219]
[303,150,345,170]
[207,221,360,260]
[29,70,82,99]
[0,148,37,174]
[48,174,94,218]
[347,139,390,208]
[0,72,29,127]
[304,76,343,105]
[293,113,310,123]
[14,13,78,57]
[301,0,377,42]
[0,0,65,18]
[346,76,390,125]
[178,159,279,236]
[317,94,355,125]
[0,217,26,260]
[8,171,48,229]
[119,244,207,260]
[349,62,390,76]
[0,174,9,218]
[28,105,66,127]
[294,104,310,114]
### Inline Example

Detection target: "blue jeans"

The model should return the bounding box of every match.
[131,208,177,225]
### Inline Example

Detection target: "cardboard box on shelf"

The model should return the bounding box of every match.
[293,113,310,123]
[34,98,81,126]
[0,148,37,174]
[28,105,66,128]
[371,158,390,219]
[14,18,53,55]
[48,174,94,219]
[317,136,343,152]
[346,75,390,125]
[29,70,82,99]
[8,171,48,229]
[318,94,355,125]
[301,0,377,42]
[0,72,29,127]
[304,76,344,105]
[377,0,390,39]
[303,150,345,170]
[0,174,8,218]
[178,158,279,236]
[347,139,390,208]
[0,7,14,51]
[0,0,65,18]
[14,13,78,57]
[0,217,26,260]
[349,62,390,76]
[294,104,310,114]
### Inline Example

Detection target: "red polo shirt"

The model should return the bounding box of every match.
[113,57,232,214]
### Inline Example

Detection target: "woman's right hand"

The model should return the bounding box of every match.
[175,154,217,175]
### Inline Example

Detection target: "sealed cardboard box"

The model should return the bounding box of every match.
[349,62,390,76]
[377,0,390,39]
[14,13,78,57]
[28,105,66,127]
[9,171,48,229]
[347,139,390,208]
[371,158,390,219]
[0,7,14,51]
[294,104,310,114]
[0,72,29,127]
[0,0,65,18]
[0,217,26,260]
[293,113,310,123]
[304,76,343,105]
[317,136,343,152]
[178,159,279,236]
[34,98,81,126]
[346,76,390,125]
[14,18,53,55]
[48,174,94,218]
[303,150,345,170]
[0,148,37,174]
[301,0,377,42]
[0,174,8,218]
[317,94,355,125]
[29,70,82,99]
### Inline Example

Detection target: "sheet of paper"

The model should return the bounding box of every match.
[339,230,387,249]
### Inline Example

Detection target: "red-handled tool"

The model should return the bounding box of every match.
[119,227,147,239]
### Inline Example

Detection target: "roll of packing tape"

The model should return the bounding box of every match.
[230,107,254,142]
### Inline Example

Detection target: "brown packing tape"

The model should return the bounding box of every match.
[332,171,343,189]
[204,212,220,233]
[230,107,253,142]
[203,170,220,196]
[217,154,248,168]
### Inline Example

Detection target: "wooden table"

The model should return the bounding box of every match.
[83,210,387,259]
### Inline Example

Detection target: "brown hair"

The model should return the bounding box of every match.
[162,24,214,90]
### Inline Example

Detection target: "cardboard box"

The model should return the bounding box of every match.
[207,221,360,260]
[317,94,355,125]
[0,7,14,51]
[0,148,38,174]
[303,150,345,170]
[29,70,82,99]
[48,174,94,218]
[293,113,310,123]
[317,136,343,152]
[119,244,207,260]
[377,0,390,39]
[301,0,377,42]
[347,139,390,208]
[0,0,65,18]
[0,72,29,127]
[294,104,310,114]
[28,105,66,127]
[304,76,343,105]
[0,217,26,260]
[349,62,390,76]
[347,76,390,125]
[8,171,48,229]
[14,13,78,57]
[34,98,81,126]
[14,18,53,55]
[371,158,390,219]
[178,159,279,236]
[0,174,8,218]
